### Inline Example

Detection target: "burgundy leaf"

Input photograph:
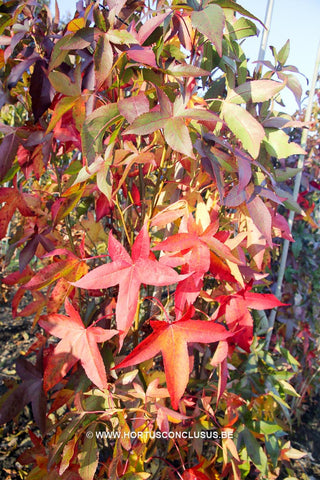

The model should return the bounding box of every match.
[30,59,55,122]
[0,356,46,434]
[7,53,40,89]
[0,133,19,181]
[19,235,39,272]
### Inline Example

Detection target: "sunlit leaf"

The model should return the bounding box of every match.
[191,5,225,57]
[222,102,265,158]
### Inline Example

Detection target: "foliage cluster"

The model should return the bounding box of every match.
[0,0,317,478]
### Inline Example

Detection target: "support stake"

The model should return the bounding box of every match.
[264,41,320,350]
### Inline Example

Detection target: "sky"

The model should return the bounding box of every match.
[52,0,320,115]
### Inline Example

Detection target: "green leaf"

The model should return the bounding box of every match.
[108,30,139,45]
[222,102,265,158]
[191,5,225,57]
[273,167,302,182]
[226,17,257,40]
[60,28,94,50]
[278,379,300,397]
[78,428,99,480]
[269,45,278,64]
[227,80,285,104]
[252,420,283,436]
[94,34,113,88]
[60,436,79,475]
[263,129,306,158]
[0,16,12,35]
[49,29,94,71]
[177,108,222,123]
[49,34,73,71]
[64,160,83,175]
[166,64,210,77]
[124,112,167,135]
[81,103,120,163]
[279,346,301,368]
[49,416,84,469]
[54,188,85,225]
[214,0,264,26]
[268,390,290,410]
[240,428,268,474]
[291,236,302,258]
[93,6,107,32]
[164,117,194,158]
[278,39,290,65]
[46,96,78,133]
[265,435,281,468]
[274,187,305,215]
[49,70,81,97]
[97,161,113,200]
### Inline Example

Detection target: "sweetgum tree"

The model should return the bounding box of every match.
[0,0,310,478]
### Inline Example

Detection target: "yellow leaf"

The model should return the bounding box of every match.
[281,441,308,460]
[196,200,211,230]
[67,17,85,32]
[80,211,108,246]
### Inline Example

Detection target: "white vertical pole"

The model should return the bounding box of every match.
[265,40,320,349]
[255,0,275,74]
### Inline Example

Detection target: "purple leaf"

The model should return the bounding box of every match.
[30,60,55,122]
[0,356,46,435]
[237,154,252,192]
[7,53,40,89]
[19,235,39,272]
[0,133,19,181]
[38,234,56,253]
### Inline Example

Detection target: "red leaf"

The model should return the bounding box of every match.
[24,258,80,290]
[72,224,185,342]
[39,299,118,391]
[137,11,171,45]
[154,215,241,269]
[174,271,204,319]
[246,195,273,248]
[115,314,234,409]
[209,251,236,283]
[126,46,157,67]
[183,465,211,480]
[153,214,242,315]
[0,186,34,240]
[213,284,287,351]
[118,93,149,123]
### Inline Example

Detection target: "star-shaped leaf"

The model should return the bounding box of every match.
[39,299,118,391]
[154,214,242,270]
[115,312,235,409]
[153,214,242,317]
[72,224,185,342]
[0,356,46,434]
[0,186,34,240]
[212,283,287,351]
